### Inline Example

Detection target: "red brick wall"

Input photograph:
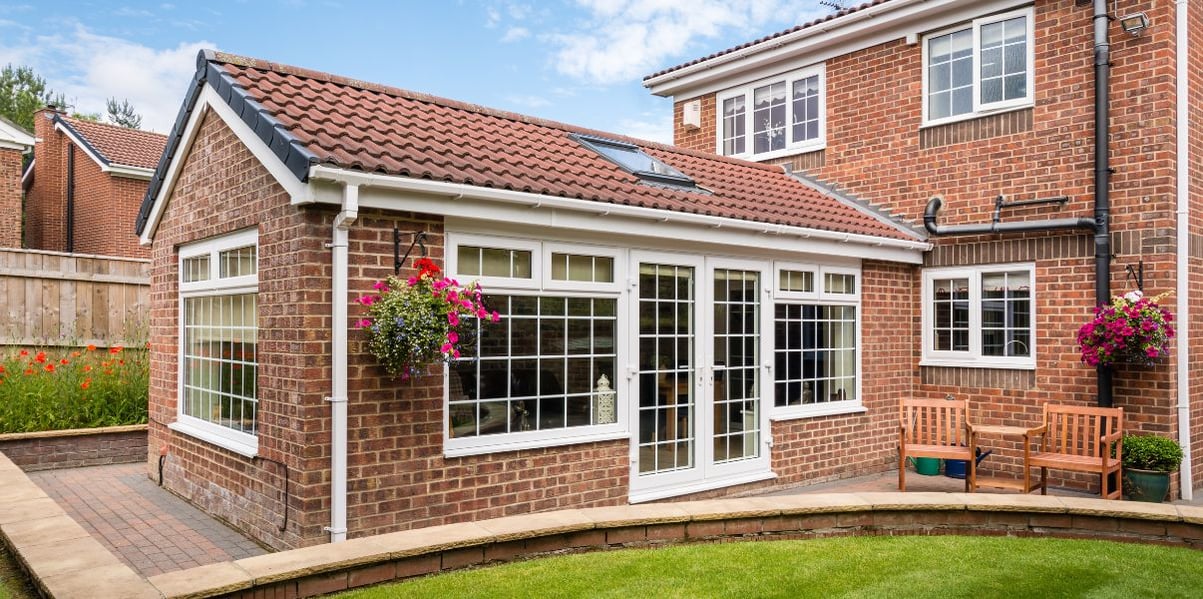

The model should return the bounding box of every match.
[24,108,149,258]
[0,426,147,471]
[151,113,630,550]
[672,0,1184,493]
[26,108,66,252]
[0,147,21,248]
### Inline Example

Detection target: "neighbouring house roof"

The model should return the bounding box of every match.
[54,115,167,172]
[644,0,894,81]
[137,51,925,245]
[0,114,34,151]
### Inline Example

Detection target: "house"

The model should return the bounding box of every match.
[138,0,1199,552]
[644,0,1197,500]
[136,50,927,550]
[24,107,166,258]
[0,116,34,249]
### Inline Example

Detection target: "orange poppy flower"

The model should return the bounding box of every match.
[83,366,92,373]
[19,349,28,357]
[34,352,46,363]
[110,346,123,354]
[59,358,69,365]
[80,379,91,390]
[44,364,55,373]
[86,344,97,352]
[23,368,32,375]
[71,351,81,358]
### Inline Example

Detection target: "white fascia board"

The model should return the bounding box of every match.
[139,83,310,245]
[307,165,930,264]
[0,119,34,149]
[645,0,1030,99]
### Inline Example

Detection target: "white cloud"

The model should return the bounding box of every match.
[615,115,672,144]
[501,26,530,43]
[0,25,210,133]
[546,0,831,85]
[505,94,551,109]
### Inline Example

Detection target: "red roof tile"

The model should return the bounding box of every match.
[644,1,894,81]
[62,117,167,170]
[204,52,917,242]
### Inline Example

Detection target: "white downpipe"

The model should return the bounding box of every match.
[1175,0,1193,501]
[327,183,358,542]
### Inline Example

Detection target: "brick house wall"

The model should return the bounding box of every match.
[0,147,21,248]
[151,113,634,550]
[24,107,150,259]
[668,0,1184,493]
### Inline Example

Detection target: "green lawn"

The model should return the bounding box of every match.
[336,535,1203,599]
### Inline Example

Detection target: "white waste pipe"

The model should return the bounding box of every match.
[1175,0,1193,501]
[327,183,358,542]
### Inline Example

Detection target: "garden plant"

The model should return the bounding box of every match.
[0,344,148,433]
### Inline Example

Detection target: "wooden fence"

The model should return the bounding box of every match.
[0,248,149,348]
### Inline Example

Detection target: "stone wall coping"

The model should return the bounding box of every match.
[2,443,1201,599]
[0,423,148,442]
[146,491,1203,599]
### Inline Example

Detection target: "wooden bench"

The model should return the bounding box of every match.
[1027,403,1123,499]
[899,398,976,492]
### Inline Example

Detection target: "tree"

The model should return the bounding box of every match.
[105,97,142,129]
[0,64,67,132]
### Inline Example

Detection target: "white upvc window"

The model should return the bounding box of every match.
[172,228,259,457]
[715,65,825,160]
[922,7,1035,126]
[445,234,628,456]
[771,263,863,420]
[921,264,1036,370]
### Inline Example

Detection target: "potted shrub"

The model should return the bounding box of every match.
[1122,434,1183,503]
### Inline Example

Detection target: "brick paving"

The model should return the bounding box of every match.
[28,463,267,577]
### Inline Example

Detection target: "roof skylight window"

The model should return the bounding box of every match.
[573,134,696,189]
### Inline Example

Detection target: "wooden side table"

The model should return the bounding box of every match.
[970,424,1038,493]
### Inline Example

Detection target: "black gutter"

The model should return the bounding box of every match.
[1092,0,1113,407]
[66,144,74,252]
[923,1,1115,408]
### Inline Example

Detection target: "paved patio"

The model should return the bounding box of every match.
[27,463,267,577]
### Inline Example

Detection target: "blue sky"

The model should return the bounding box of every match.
[0,1,836,141]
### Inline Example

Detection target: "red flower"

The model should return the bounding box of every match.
[19,349,29,357]
[44,363,55,373]
[34,352,46,363]
[80,379,91,390]
[415,257,441,278]
[23,368,32,375]
[86,344,97,352]
[110,346,123,354]
[59,358,69,365]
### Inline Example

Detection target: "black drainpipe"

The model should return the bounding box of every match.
[1092,0,1113,407]
[66,144,75,253]
[924,0,1114,408]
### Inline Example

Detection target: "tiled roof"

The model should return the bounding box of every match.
[60,116,167,170]
[139,51,922,243]
[644,0,893,81]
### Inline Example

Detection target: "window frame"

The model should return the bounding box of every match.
[171,228,260,458]
[920,7,1035,127]
[445,234,629,457]
[714,64,826,161]
[920,263,1036,370]
[770,262,863,421]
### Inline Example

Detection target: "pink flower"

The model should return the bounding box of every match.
[440,343,454,354]
[1147,347,1160,358]
[448,311,460,326]
[452,349,461,359]
[356,295,377,306]
[373,280,388,291]
[447,331,459,344]
[354,318,372,328]
[491,311,501,323]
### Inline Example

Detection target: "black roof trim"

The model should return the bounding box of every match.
[135,49,318,237]
[53,114,111,167]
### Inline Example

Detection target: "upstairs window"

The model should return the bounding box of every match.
[923,8,1034,125]
[716,66,825,160]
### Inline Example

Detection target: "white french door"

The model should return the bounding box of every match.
[628,253,772,502]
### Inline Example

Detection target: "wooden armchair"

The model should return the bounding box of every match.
[899,398,977,492]
[1027,403,1123,499]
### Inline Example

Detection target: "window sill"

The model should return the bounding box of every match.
[169,419,258,458]
[444,429,629,458]
[771,404,867,422]
[920,358,1036,371]
[919,103,1033,130]
[725,143,825,164]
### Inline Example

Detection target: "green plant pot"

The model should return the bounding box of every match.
[1123,468,1171,503]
